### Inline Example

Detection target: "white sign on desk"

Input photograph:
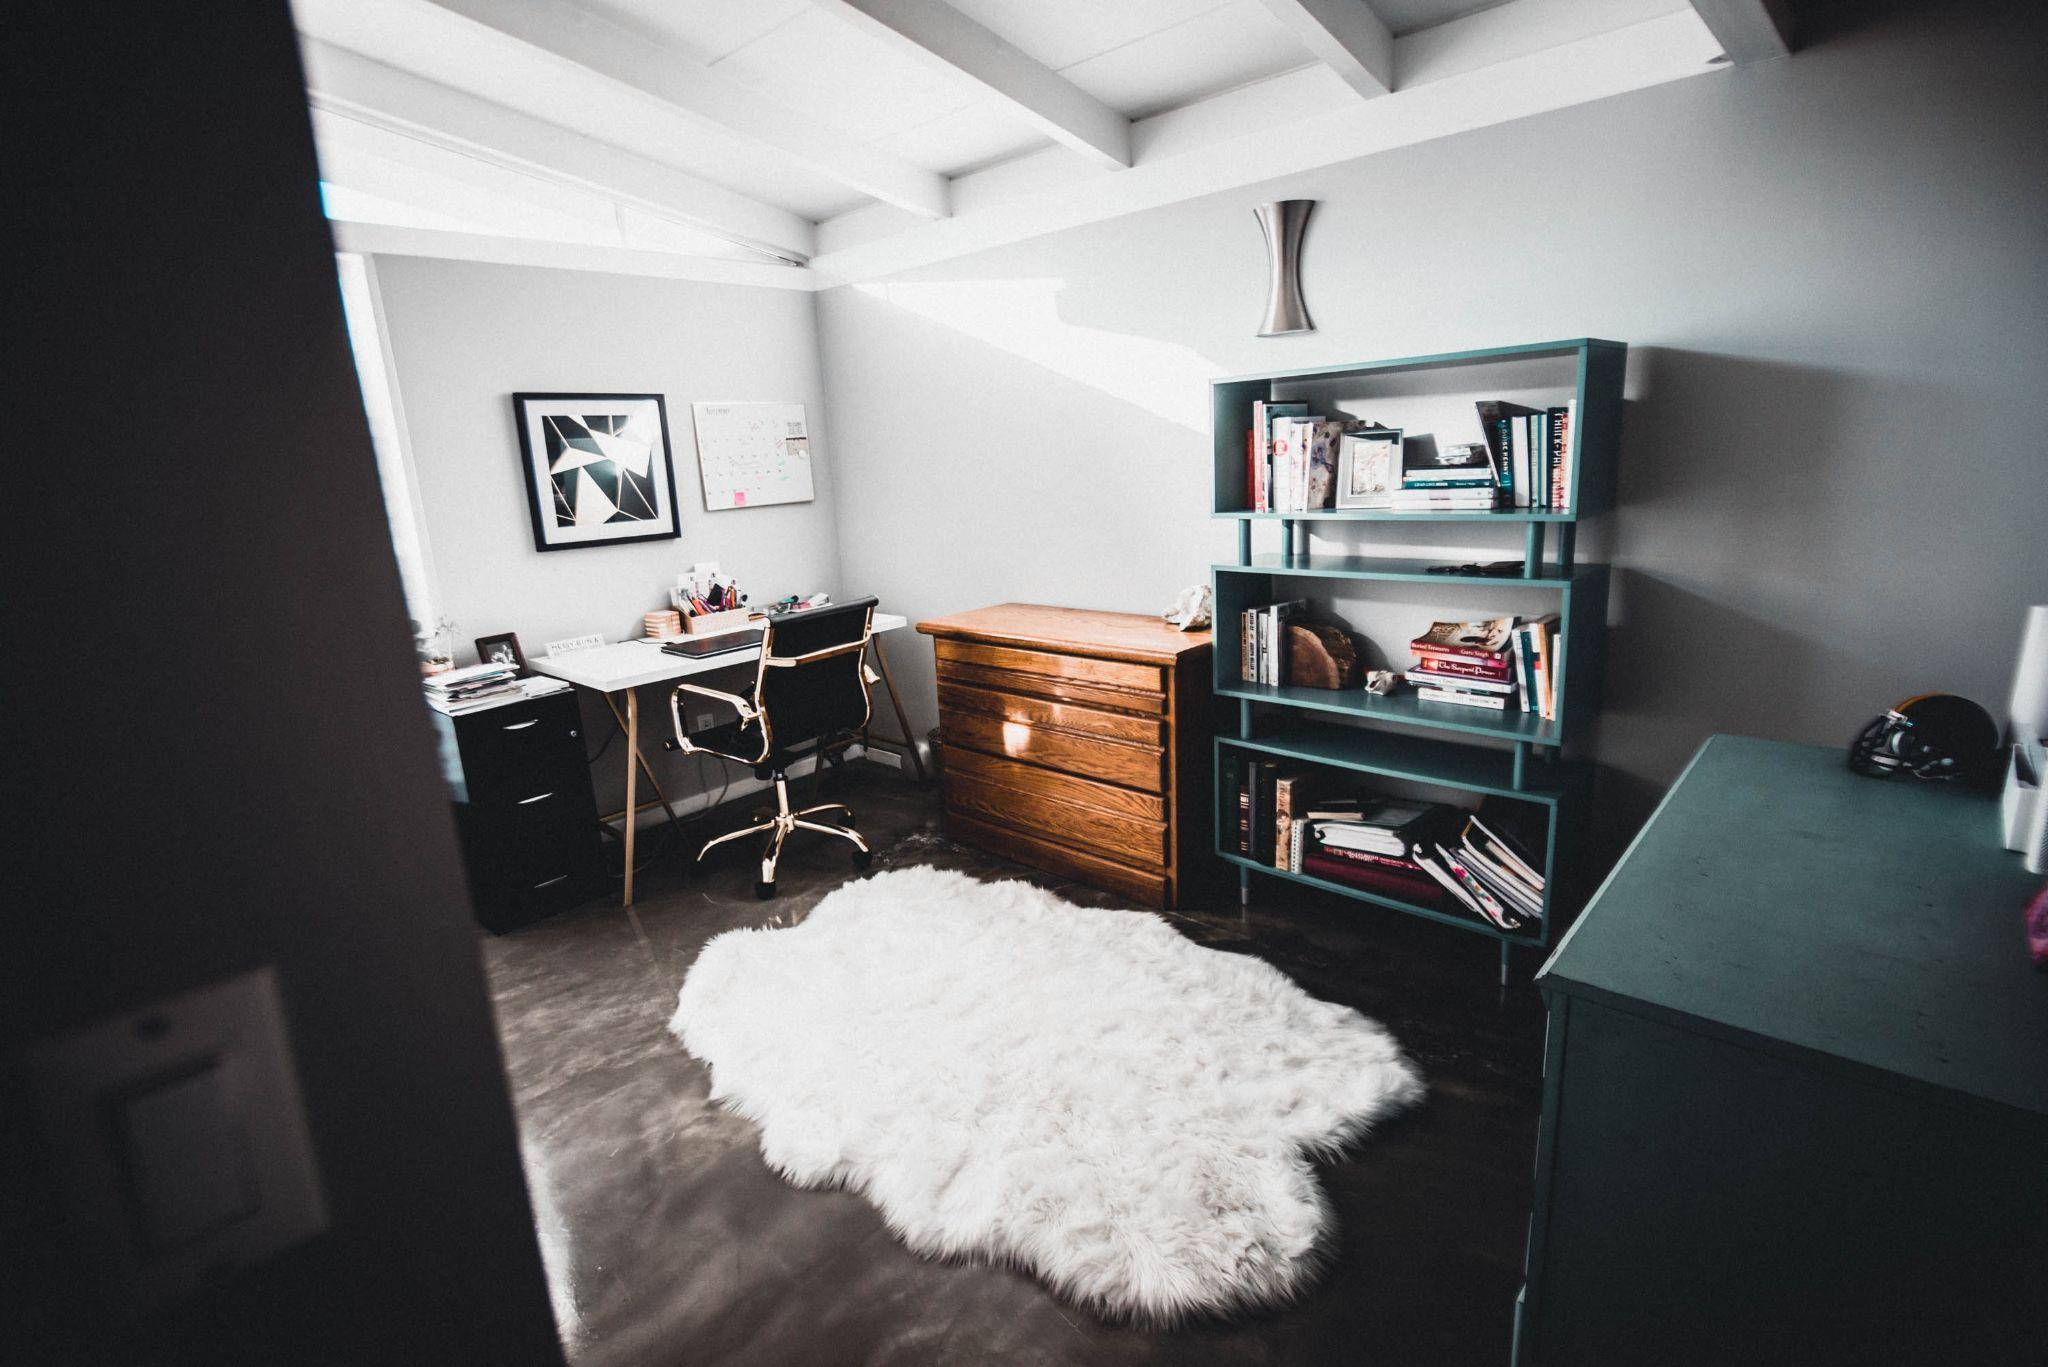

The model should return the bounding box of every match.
[689,401,814,511]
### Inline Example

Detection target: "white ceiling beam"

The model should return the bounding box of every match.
[1687,0,1793,63]
[811,1,1723,286]
[416,0,948,218]
[300,40,816,262]
[1256,0,1396,99]
[808,0,1131,169]
[330,221,817,290]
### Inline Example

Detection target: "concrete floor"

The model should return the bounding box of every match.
[483,762,1547,1367]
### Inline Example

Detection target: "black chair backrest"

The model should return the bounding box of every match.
[756,596,877,752]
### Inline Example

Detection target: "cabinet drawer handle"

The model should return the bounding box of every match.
[532,874,570,889]
[517,791,555,805]
[502,719,539,731]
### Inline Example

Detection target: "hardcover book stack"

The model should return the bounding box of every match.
[1247,399,1394,513]
[1229,759,1547,932]
[1390,440,1499,513]
[1409,615,1561,717]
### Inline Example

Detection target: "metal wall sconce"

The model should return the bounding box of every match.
[1255,199,1314,337]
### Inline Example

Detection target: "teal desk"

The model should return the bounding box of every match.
[1516,735,2046,1366]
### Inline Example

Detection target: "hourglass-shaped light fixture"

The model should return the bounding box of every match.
[1254,199,1315,337]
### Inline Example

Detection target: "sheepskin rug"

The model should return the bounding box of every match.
[669,867,1424,1322]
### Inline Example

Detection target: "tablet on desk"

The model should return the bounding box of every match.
[660,628,764,660]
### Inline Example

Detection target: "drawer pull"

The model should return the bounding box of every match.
[517,791,555,805]
[532,874,570,889]
[502,719,539,731]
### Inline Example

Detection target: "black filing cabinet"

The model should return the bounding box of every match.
[432,688,605,932]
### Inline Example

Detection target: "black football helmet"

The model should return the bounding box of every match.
[1848,693,2001,783]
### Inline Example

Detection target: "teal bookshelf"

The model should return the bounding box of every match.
[1212,338,1624,980]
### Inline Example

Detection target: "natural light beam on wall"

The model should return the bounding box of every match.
[854,278,1220,431]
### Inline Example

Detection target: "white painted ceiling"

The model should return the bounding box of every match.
[295,0,1740,280]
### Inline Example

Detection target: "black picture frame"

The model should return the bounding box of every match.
[474,633,528,677]
[512,392,680,552]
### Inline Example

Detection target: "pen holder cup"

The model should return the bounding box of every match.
[683,608,757,636]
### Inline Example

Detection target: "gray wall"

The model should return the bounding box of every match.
[370,257,844,811]
[819,0,2048,852]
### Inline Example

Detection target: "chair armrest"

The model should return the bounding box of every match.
[673,680,758,720]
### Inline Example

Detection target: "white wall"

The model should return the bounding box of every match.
[818,0,2048,853]
[369,256,843,812]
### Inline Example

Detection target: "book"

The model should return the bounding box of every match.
[1474,401,1540,507]
[1519,613,1560,719]
[1548,403,1573,511]
[1411,649,1512,679]
[1302,420,1345,509]
[1406,668,1516,694]
[1315,844,1423,874]
[1400,440,1497,488]
[1467,810,1542,890]
[1313,800,1441,858]
[1249,400,1308,511]
[1415,685,1508,710]
[1387,492,1501,513]
[1437,844,1525,929]
[1298,851,1444,903]
[1413,617,1516,658]
[1273,769,1328,872]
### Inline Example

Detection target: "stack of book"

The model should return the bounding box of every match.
[423,661,526,715]
[1408,615,1561,717]
[1239,599,1308,685]
[1428,805,1547,931]
[1475,399,1574,511]
[1228,762,1549,933]
[1390,440,1501,513]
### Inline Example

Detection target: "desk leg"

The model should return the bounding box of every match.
[624,688,639,907]
[869,640,928,783]
[602,692,683,831]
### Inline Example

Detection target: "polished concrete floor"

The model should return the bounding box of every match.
[483,762,1548,1367]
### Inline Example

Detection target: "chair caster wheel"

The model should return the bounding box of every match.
[852,848,873,870]
[755,880,776,900]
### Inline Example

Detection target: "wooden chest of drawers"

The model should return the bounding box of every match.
[917,604,1213,908]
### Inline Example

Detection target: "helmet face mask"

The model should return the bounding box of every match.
[1847,694,2000,784]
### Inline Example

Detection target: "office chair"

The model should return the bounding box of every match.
[666,597,877,898]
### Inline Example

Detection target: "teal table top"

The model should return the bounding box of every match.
[1539,734,2048,1124]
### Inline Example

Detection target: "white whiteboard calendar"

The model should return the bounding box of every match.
[688,401,815,510]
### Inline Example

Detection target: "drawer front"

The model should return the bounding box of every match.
[938,682,1164,748]
[944,769,1166,869]
[945,811,1169,907]
[934,638,1163,695]
[940,711,1165,794]
[456,693,587,804]
[936,658,1167,716]
[939,744,1165,824]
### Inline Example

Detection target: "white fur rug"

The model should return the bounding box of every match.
[669,867,1423,1322]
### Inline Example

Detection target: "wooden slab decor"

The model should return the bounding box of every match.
[919,604,1213,908]
[1286,622,1361,689]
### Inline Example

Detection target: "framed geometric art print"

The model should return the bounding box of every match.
[512,393,679,552]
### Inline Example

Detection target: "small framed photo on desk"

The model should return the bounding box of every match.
[475,632,528,676]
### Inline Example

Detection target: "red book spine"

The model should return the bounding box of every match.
[1411,650,1512,679]
[1315,846,1419,873]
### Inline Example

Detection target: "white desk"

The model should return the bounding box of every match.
[532,613,914,905]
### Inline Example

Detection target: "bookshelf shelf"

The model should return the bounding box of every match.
[1216,556,1603,589]
[1210,338,1625,980]
[1213,509,1580,523]
[1218,679,1564,746]
[1219,850,1541,945]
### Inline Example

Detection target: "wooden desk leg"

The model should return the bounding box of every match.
[623,687,638,907]
[602,692,684,831]
[870,640,928,783]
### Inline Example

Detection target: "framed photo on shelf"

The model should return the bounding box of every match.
[512,392,679,552]
[474,632,528,676]
[1334,428,1401,509]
